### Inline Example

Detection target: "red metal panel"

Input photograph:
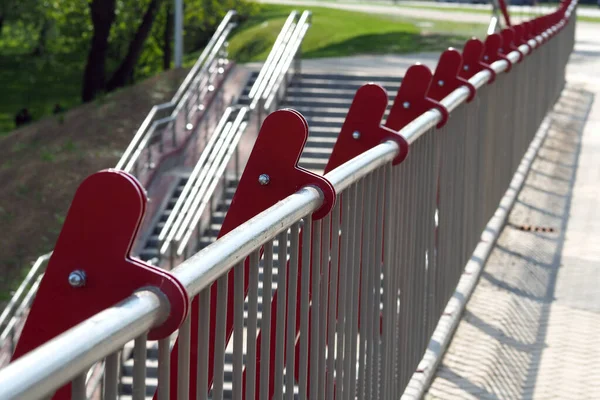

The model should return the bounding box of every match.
[11,170,190,400]
[427,49,476,103]
[325,83,410,172]
[460,38,497,83]
[501,28,524,62]
[386,64,449,132]
[482,33,512,72]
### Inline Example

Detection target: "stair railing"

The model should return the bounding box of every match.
[157,11,312,269]
[116,10,238,185]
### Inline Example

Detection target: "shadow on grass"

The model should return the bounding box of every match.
[303,31,471,59]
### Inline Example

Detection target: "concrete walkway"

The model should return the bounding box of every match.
[426,21,600,400]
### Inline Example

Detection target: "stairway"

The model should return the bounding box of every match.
[119,71,402,399]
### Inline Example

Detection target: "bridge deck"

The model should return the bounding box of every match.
[427,41,600,399]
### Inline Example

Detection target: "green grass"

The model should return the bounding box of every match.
[226,4,482,62]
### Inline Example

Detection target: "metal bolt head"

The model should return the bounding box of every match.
[403,101,410,109]
[258,174,270,186]
[352,131,360,139]
[483,55,489,61]
[437,80,444,87]
[463,65,469,71]
[68,270,86,288]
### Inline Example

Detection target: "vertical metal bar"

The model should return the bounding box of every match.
[286,223,300,400]
[326,202,341,400]
[71,373,86,400]
[233,262,245,400]
[358,174,373,400]
[298,216,312,400]
[349,180,363,400]
[104,352,119,400]
[366,171,379,400]
[342,184,358,400]
[309,219,322,400]
[213,276,228,400]
[133,334,148,400]
[318,214,331,400]
[178,316,191,400]
[197,288,210,400]
[381,164,393,400]
[372,167,385,400]
[157,337,170,400]
[259,241,274,400]
[246,250,260,400]
[335,191,350,400]
[274,231,288,400]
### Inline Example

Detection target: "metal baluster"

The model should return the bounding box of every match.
[318,213,331,400]
[285,223,300,400]
[298,216,312,400]
[233,261,245,400]
[246,250,260,400]
[213,276,228,400]
[133,334,148,400]
[274,231,288,400]
[157,337,170,400]
[309,219,322,400]
[198,288,210,400]
[342,185,357,400]
[71,373,86,400]
[104,351,120,400]
[349,180,363,400]
[358,174,373,400]
[372,167,385,400]
[326,202,341,400]
[178,316,191,400]
[259,241,274,400]
[335,191,350,400]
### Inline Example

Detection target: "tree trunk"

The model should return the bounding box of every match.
[0,15,4,36]
[81,0,116,102]
[163,2,173,71]
[106,0,162,91]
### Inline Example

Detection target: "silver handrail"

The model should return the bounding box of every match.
[0,1,577,393]
[157,107,234,249]
[263,11,311,111]
[116,11,237,174]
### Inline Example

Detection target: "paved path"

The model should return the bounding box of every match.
[259,0,599,24]
[426,19,600,400]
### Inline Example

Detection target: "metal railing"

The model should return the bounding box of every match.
[0,11,240,364]
[157,10,312,269]
[116,10,237,183]
[0,1,576,399]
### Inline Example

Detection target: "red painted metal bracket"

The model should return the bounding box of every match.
[459,38,497,83]
[482,33,512,72]
[221,109,336,225]
[385,64,449,132]
[163,109,336,400]
[11,169,190,399]
[324,83,409,172]
[512,24,531,53]
[500,28,524,63]
[427,48,476,103]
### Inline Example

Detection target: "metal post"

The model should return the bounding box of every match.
[174,0,183,68]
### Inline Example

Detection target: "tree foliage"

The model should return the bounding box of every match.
[1,0,259,103]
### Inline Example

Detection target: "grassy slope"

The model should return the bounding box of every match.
[0,69,187,302]
[227,4,484,62]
